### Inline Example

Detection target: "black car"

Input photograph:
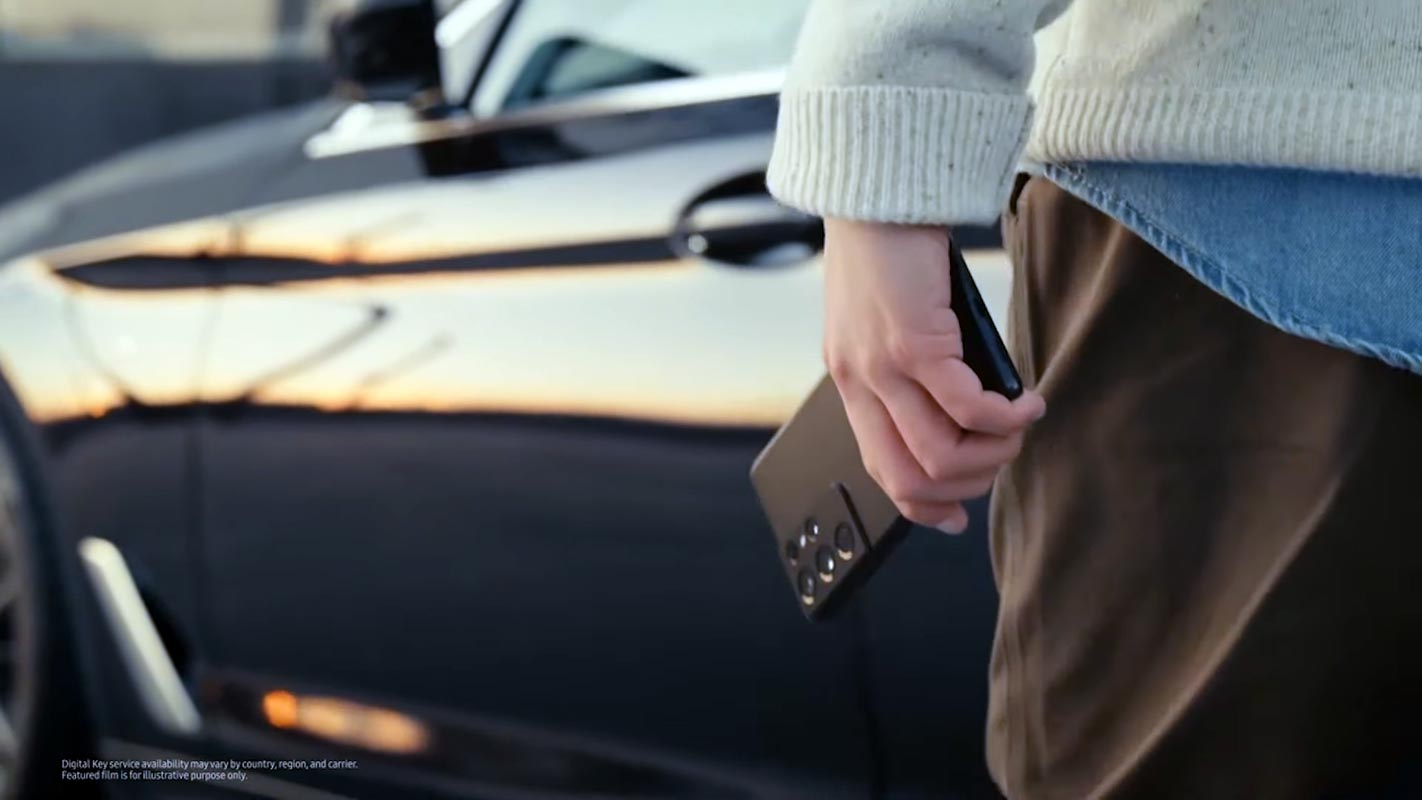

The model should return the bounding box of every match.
[0,1,1015,797]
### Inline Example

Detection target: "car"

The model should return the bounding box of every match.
[0,1,1016,797]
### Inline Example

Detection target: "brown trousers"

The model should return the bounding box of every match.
[988,176,1422,799]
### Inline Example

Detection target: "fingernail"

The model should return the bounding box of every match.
[935,518,968,535]
[1028,397,1047,421]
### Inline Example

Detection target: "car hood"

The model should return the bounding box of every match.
[0,98,349,263]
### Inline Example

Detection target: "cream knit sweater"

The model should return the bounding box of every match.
[767,1,1422,225]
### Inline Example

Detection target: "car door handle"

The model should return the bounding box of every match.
[672,194,823,268]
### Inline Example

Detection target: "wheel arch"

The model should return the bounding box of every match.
[0,363,100,795]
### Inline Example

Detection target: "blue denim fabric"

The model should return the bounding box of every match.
[1030,162,1422,374]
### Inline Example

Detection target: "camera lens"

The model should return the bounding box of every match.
[834,523,856,559]
[803,517,820,540]
[815,545,836,582]
[785,537,801,564]
[797,569,817,604]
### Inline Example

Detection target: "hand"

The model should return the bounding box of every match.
[822,218,1046,533]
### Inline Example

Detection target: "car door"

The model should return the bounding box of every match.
[190,2,885,798]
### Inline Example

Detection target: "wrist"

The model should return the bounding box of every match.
[825,217,948,237]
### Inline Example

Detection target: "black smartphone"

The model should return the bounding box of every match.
[750,237,1022,620]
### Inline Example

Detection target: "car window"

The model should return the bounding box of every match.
[471,0,808,116]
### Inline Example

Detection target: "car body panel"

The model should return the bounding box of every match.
[190,118,873,796]
[0,24,1012,800]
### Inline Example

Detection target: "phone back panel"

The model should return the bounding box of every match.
[750,375,911,617]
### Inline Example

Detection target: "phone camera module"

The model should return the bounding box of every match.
[785,537,801,565]
[803,517,820,540]
[834,523,856,559]
[797,569,817,604]
[815,545,836,582]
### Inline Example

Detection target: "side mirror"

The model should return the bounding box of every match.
[329,0,443,107]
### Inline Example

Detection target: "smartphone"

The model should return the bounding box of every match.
[750,237,1022,620]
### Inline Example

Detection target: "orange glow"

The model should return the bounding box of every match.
[39,218,228,270]
[260,690,431,756]
[193,259,830,428]
[298,697,355,741]
[361,707,432,755]
[261,690,298,729]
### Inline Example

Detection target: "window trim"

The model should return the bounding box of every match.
[304,67,785,160]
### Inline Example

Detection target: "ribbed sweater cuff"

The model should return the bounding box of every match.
[766,86,1033,226]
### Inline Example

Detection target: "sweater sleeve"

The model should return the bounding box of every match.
[767,0,1074,225]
